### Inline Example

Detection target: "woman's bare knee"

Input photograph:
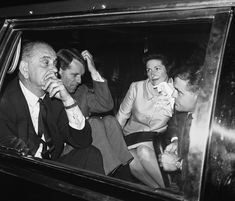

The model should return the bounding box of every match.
[136,145,152,160]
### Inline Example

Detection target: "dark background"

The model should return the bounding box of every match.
[0,0,65,8]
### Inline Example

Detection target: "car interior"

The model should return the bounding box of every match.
[14,21,211,115]
[1,6,233,200]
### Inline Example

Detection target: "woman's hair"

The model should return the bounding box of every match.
[142,52,174,74]
[57,48,86,70]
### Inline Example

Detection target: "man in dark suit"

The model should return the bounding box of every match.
[0,41,104,174]
[159,60,202,190]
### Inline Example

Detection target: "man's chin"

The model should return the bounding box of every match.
[69,84,80,94]
[68,88,76,94]
[71,91,76,94]
[175,104,181,112]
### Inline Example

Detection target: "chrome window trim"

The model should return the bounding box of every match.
[0,29,21,91]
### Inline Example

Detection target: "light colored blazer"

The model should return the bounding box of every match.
[116,79,174,136]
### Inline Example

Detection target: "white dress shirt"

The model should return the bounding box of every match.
[19,80,85,158]
[91,70,105,82]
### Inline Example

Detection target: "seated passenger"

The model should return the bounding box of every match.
[116,52,175,189]
[57,48,133,175]
[159,60,202,191]
[0,41,104,174]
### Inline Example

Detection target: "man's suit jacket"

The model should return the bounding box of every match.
[164,111,193,190]
[0,77,92,160]
[72,80,114,117]
[165,111,192,159]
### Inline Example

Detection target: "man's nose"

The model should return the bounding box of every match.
[172,89,178,98]
[49,63,58,72]
[76,75,81,83]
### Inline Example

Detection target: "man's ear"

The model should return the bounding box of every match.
[168,77,173,84]
[19,61,29,79]
[59,68,63,76]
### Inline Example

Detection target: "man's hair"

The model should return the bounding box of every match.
[57,48,85,70]
[142,52,174,74]
[173,59,203,93]
[21,40,51,61]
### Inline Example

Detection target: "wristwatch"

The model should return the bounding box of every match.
[64,100,78,110]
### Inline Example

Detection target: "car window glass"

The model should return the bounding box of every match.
[205,16,235,201]
[0,19,212,199]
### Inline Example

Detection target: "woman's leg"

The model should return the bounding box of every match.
[136,144,165,188]
[129,148,160,189]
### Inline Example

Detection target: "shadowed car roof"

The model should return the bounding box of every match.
[0,0,235,18]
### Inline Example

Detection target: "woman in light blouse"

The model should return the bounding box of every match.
[116,52,175,189]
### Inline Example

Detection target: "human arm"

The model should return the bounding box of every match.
[42,70,85,130]
[63,120,92,148]
[81,50,114,113]
[160,112,190,171]
[162,112,180,153]
[116,82,136,128]
[51,98,92,149]
[0,97,32,156]
[81,50,105,82]
[86,81,114,114]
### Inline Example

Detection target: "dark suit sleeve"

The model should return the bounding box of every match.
[0,97,30,154]
[86,80,114,114]
[67,120,92,148]
[164,112,180,145]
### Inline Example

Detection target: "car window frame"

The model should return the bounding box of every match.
[199,8,235,201]
[0,6,232,201]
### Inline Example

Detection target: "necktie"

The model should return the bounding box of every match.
[38,98,55,159]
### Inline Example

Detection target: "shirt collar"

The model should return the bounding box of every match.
[19,80,45,107]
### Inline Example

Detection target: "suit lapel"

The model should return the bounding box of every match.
[11,78,40,154]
